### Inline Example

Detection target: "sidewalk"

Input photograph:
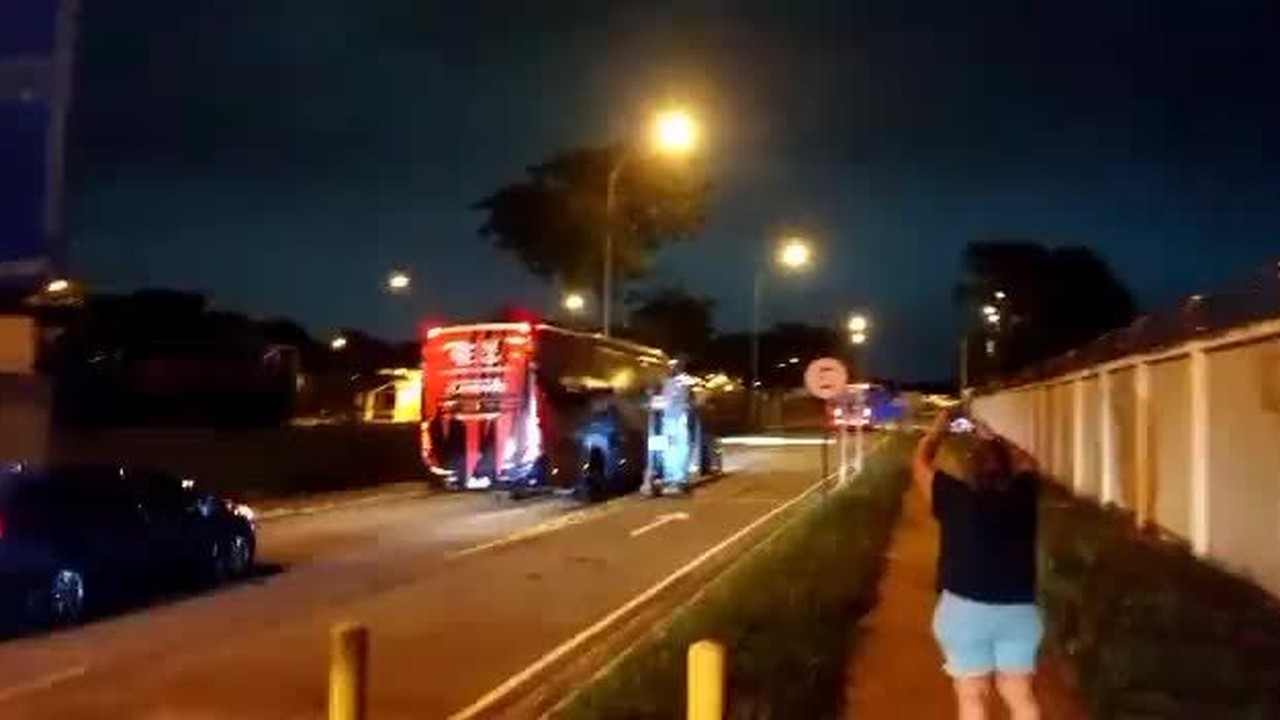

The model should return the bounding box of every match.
[841,484,1087,719]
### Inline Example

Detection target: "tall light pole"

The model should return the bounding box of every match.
[750,236,813,425]
[845,312,871,477]
[602,107,700,336]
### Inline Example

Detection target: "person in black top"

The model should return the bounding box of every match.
[913,405,1043,720]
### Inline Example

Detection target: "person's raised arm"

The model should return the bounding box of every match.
[973,417,1040,476]
[913,408,953,504]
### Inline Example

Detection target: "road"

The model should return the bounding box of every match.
[0,442,832,719]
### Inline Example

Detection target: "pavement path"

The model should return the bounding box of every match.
[842,483,1088,719]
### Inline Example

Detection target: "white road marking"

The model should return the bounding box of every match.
[448,436,894,720]
[0,664,89,704]
[446,502,629,560]
[720,435,832,446]
[629,512,690,537]
[446,440,894,720]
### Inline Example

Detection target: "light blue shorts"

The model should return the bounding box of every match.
[932,591,1043,677]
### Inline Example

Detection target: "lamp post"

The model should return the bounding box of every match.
[385,270,411,295]
[749,236,813,426]
[845,313,871,478]
[602,107,699,336]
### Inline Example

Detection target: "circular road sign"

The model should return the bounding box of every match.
[804,357,848,400]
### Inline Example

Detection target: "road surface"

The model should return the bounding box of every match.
[0,442,834,719]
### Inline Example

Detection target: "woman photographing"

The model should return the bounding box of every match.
[913,407,1043,720]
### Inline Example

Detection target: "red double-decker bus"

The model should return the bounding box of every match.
[421,322,671,499]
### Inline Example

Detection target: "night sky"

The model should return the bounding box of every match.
[68,1,1280,379]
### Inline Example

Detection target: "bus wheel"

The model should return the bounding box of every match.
[582,451,608,502]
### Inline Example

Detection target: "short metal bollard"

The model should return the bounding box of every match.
[329,622,369,720]
[687,639,725,720]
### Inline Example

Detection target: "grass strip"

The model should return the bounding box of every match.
[552,435,913,720]
[1039,491,1280,718]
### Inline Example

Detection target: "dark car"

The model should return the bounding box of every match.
[0,464,256,627]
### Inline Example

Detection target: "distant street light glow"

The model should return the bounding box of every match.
[562,292,586,313]
[847,314,869,333]
[45,278,70,294]
[387,270,411,293]
[850,331,867,345]
[651,108,699,155]
[777,237,812,269]
[330,336,348,351]
[981,304,998,317]
[985,312,1002,325]
[994,290,1007,300]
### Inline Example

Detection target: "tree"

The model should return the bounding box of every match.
[474,146,710,294]
[957,241,1138,381]
[625,286,715,359]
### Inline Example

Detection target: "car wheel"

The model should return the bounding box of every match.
[581,451,608,503]
[224,532,254,579]
[28,568,86,626]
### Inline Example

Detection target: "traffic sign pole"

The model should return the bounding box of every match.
[805,358,849,488]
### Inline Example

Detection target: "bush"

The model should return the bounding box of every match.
[552,436,913,720]
[1039,491,1280,718]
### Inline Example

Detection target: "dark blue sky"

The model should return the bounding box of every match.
[68,0,1280,379]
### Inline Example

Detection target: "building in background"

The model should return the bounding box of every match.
[357,368,422,424]
[0,0,77,291]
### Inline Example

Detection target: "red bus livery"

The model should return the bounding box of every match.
[421,322,674,498]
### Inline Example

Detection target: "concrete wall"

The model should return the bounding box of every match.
[48,423,424,499]
[973,320,1280,596]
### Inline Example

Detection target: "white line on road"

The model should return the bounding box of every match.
[628,512,690,538]
[0,664,89,705]
[446,442,893,720]
[446,501,629,560]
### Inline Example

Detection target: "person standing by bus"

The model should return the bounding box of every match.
[912,407,1043,720]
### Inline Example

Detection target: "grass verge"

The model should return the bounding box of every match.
[1040,491,1280,718]
[551,435,913,720]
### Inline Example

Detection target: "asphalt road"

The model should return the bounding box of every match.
[0,442,832,719]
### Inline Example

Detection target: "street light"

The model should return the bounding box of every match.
[386,270,411,294]
[330,335,348,351]
[850,331,868,345]
[777,237,812,269]
[562,291,586,314]
[45,278,70,294]
[847,313,869,334]
[651,108,699,155]
[602,106,701,337]
[750,236,815,420]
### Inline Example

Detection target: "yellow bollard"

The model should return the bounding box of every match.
[687,639,725,720]
[329,622,369,720]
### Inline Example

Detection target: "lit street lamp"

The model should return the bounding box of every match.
[386,270,411,294]
[750,236,814,422]
[847,313,869,334]
[562,291,586,314]
[45,278,70,294]
[776,237,812,270]
[850,331,868,345]
[330,335,348,351]
[602,106,701,336]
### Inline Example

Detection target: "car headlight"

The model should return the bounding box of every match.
[225,500,256,523]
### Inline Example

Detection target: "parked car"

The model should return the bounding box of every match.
[0,464,256,626]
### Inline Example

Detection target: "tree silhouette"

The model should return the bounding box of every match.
[957,241,1138,381]
[625,286,716,360]
[474,146,710,294]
